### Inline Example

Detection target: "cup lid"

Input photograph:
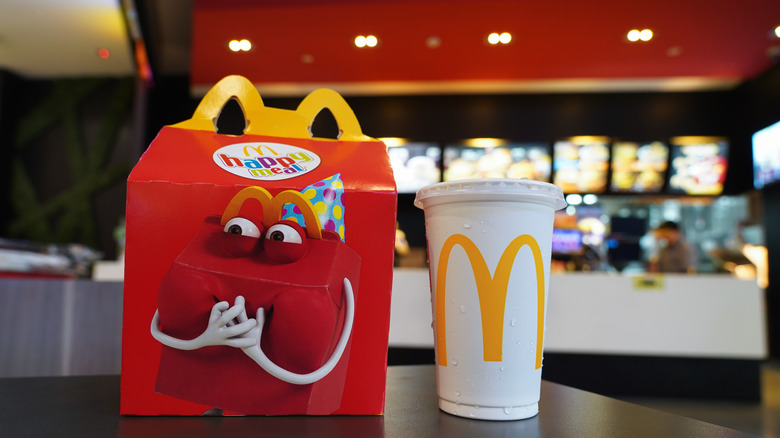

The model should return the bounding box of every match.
[414,178,567,211]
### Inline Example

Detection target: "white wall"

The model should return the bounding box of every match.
[390,269,767,359]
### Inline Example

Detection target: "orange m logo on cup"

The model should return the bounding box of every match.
[435,234,545,370]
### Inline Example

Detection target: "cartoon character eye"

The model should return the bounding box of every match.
[266,223,303,244]
[223,217,261,238]
[264,221,307,263]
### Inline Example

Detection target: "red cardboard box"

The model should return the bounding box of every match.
[121,76,396,415]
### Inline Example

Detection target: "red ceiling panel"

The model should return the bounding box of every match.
[190,0,780,95]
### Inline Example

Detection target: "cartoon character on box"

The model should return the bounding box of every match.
[150,174,360,415]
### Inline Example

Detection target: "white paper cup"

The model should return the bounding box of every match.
[415,179,566,420]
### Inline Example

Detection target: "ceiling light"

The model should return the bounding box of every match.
[228,39,251,52]
[627,29,653,42]
[426,35,441,49]
[355,35,378,48]
[775,25,780,39]
[379,137,409,147]
[488,32,512,45]
[670,136,727,145]
[567,135,610,144]
[463,137,507,148]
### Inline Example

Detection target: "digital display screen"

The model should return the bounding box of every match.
[752,120,780,189]
[552,228,583,254]
[552,138,610,193]
[388,143,441,193]
[610,141,668,193]
[442,143,551,181]
[667,138,728,195]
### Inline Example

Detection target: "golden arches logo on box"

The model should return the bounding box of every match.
[435,234,545,370]
[221,186,323,239]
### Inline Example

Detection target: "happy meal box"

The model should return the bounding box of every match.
[121,76,396,415]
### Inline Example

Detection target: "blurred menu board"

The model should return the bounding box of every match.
[753,120,780,189]
[443,143,551,181]
[610,141,669,193]
[552,138,610,193]
[387,142,441,193]
[667,137,728,195]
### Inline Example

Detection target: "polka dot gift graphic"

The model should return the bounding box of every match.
[282,174,346,241]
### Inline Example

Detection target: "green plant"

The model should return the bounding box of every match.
[9,77,134,248]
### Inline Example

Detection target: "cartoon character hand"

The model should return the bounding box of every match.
[236,307,263,353]
[151,296,257,350]
[240,278,355,385]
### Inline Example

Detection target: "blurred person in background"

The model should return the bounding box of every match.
[648,221,698,274]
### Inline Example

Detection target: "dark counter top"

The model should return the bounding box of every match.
[0,365,756,437]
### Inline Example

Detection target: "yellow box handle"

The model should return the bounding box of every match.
[172,75,373,141]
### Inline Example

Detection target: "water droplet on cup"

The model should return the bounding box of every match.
[451,358,459,366]
[504,406,513,415]
[455,390,461,397]
[510,318,517,327]
[500,366,505,372]
[459,305,466,313]
[464,222,472,229]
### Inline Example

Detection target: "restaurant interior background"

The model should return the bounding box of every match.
[1,0,780,411]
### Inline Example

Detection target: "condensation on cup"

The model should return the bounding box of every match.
[415,179,567,420]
